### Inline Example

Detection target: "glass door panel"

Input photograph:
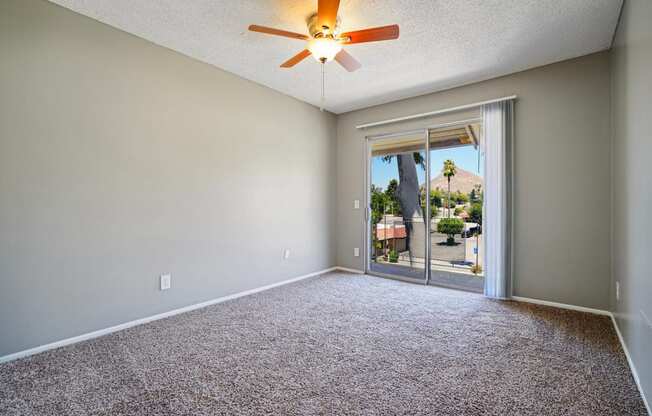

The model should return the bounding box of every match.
[428,123,485,291]
[368,132,427,282]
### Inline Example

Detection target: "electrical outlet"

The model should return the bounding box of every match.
[160,274,171,291]
[353,247,360,257]
[353,199,360,209]
[616,281,620,301]
[283,249,290,259]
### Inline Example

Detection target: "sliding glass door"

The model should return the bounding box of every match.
[427,123,484,291]
[366,122,485,291]
[367,131,428,282]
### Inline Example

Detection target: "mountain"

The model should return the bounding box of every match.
[429,167,482,195]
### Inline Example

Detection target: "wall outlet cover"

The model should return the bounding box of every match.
[160,274,171,291]
[353,200,360,209]
[615,281,620,301]
[283,249,290,259]
[354,247,360,257]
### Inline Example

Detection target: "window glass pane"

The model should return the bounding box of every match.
[429,123,485,291]
[369,134,427,281]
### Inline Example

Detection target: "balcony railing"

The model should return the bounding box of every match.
[371,216,483,280]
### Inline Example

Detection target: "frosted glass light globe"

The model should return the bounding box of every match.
[308,38,342,62]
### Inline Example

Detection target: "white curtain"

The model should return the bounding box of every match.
[482,100,513,299]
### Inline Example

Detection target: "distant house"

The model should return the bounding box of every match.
[376,225,407,241]
[375,222,407,255]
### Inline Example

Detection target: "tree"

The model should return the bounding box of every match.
[468,202,483,225]
[370,185,388,260]
[381,153,425,265]
[437,218,465,245]
[470,184,483,204]
[443,159,457,217]
[421,189,441,219]
[454,191,468,204]
[384,179,400,215]
[370,185,388,226]
[431,189,443,208]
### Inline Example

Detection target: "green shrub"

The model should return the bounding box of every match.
[437,218,465,245]
[431,190,443,208]
[468,203,482,225]
[454,206,464,216]
[388,250,399,263]
[421,190,443,215]
[454,192,469,204]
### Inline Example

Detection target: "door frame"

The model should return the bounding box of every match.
[363,117,484,287]
[364,128,430,285]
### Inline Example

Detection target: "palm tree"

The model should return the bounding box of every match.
[443,159,457,217]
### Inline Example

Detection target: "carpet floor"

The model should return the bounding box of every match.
[0,272,647,415]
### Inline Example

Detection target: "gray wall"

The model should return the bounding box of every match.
[611,0,652,404]
[336,52,612,310]
[0,0,336,356]
[1,0,641,368]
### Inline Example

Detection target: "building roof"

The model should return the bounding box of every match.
[376,226,407,241]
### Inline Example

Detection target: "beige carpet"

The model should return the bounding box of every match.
[0,272,647,415]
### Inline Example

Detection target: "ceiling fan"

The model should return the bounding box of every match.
[248,0,400,72]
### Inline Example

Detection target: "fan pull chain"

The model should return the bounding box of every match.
[320,62,325,112]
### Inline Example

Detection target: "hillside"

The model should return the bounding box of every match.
[430,167,482,195]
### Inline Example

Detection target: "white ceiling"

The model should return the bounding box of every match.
[50,0,622,114]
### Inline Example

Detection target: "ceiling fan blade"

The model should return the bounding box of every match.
[280,49,312,68]
[318,0,340,31]
[335,50,361,72]
[248,25,309,41]
[340,25,399,44]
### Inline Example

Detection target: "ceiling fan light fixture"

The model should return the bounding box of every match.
[307,37,342,62]
[248,0,399,72]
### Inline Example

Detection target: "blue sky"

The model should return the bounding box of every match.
[371,145,482,190]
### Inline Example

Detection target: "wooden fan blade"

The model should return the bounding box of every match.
[318,0,340,31]
[280,49,312,68]
[340,25,399,44]
[248,25,309,41]
[335,50,361,72]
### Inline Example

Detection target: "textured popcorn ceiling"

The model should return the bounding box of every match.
[49,0,622,114]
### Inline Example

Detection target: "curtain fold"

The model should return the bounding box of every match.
[482,100,513,299]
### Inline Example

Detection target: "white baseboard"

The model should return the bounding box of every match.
[512,296,649,414]
[335,266,365,274]
[0,266,337,364]
[3,270,648,415]
[611,314,651,415]
[511,296,611,316]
